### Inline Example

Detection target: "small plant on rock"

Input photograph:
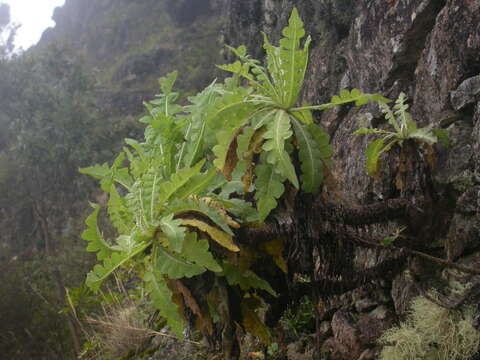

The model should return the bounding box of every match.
[354,93,448,187]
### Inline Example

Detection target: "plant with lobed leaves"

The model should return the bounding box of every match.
[354,92,448,184]
[80,8,388,349]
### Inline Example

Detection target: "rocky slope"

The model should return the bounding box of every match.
[38,0,224,116]
[221,0,480,358]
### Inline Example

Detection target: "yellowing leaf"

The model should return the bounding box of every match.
[180,219,240,252]
[260,238,288,273]
[241,297,272,344]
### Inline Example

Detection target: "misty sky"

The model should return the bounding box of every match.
[3,0,65,50]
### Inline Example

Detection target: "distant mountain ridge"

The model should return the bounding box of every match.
[37,0,224,115]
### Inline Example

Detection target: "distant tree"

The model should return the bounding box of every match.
[0,3,18,57]
[0,45,104,358]
[0,45,102,251]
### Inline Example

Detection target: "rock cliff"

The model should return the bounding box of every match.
[221,0,480,358]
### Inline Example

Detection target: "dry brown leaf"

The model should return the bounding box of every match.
[223,128,244,181]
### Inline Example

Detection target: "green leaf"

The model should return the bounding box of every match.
[156,246,205,279]
[292,118,323,193]
[160,214,186,253]
[174,167,218,199]
[82,203,114,261]
[158,71,178,95]
[365,138,386,178]
[291,90,390,112]
[432,129,449,147]
[262,110,298,188]
[307,123,334,167]
[211,104,258,172]
[408,128,437,144]
[144,269,185,338]
[181,232,222,272]
[225,198,259,223]
[107,185,134,234]
[393,92,409,126]
[292,107,313,125]
[378,101,400,132]
[182,81,220,168]
[222,263,277,296]
[217,61,250,78]
[86,243,148,292]
[112,235,138,252]
[226,44,247,58]
[167,197,234,236]
[254,159,286,222]
[262,7,311,107]
[79,163,110,180]
[80,153,132,192]
[353,127,384,136]
[157,160,205,204]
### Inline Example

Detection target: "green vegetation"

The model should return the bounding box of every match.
[1,3,471,359]
[354,93,448,183]
[80,9,388,355]
[0,43,115,359]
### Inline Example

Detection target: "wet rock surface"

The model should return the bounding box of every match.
[223,0,480,358]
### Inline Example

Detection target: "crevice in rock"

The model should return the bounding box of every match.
[384,0,447,89]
